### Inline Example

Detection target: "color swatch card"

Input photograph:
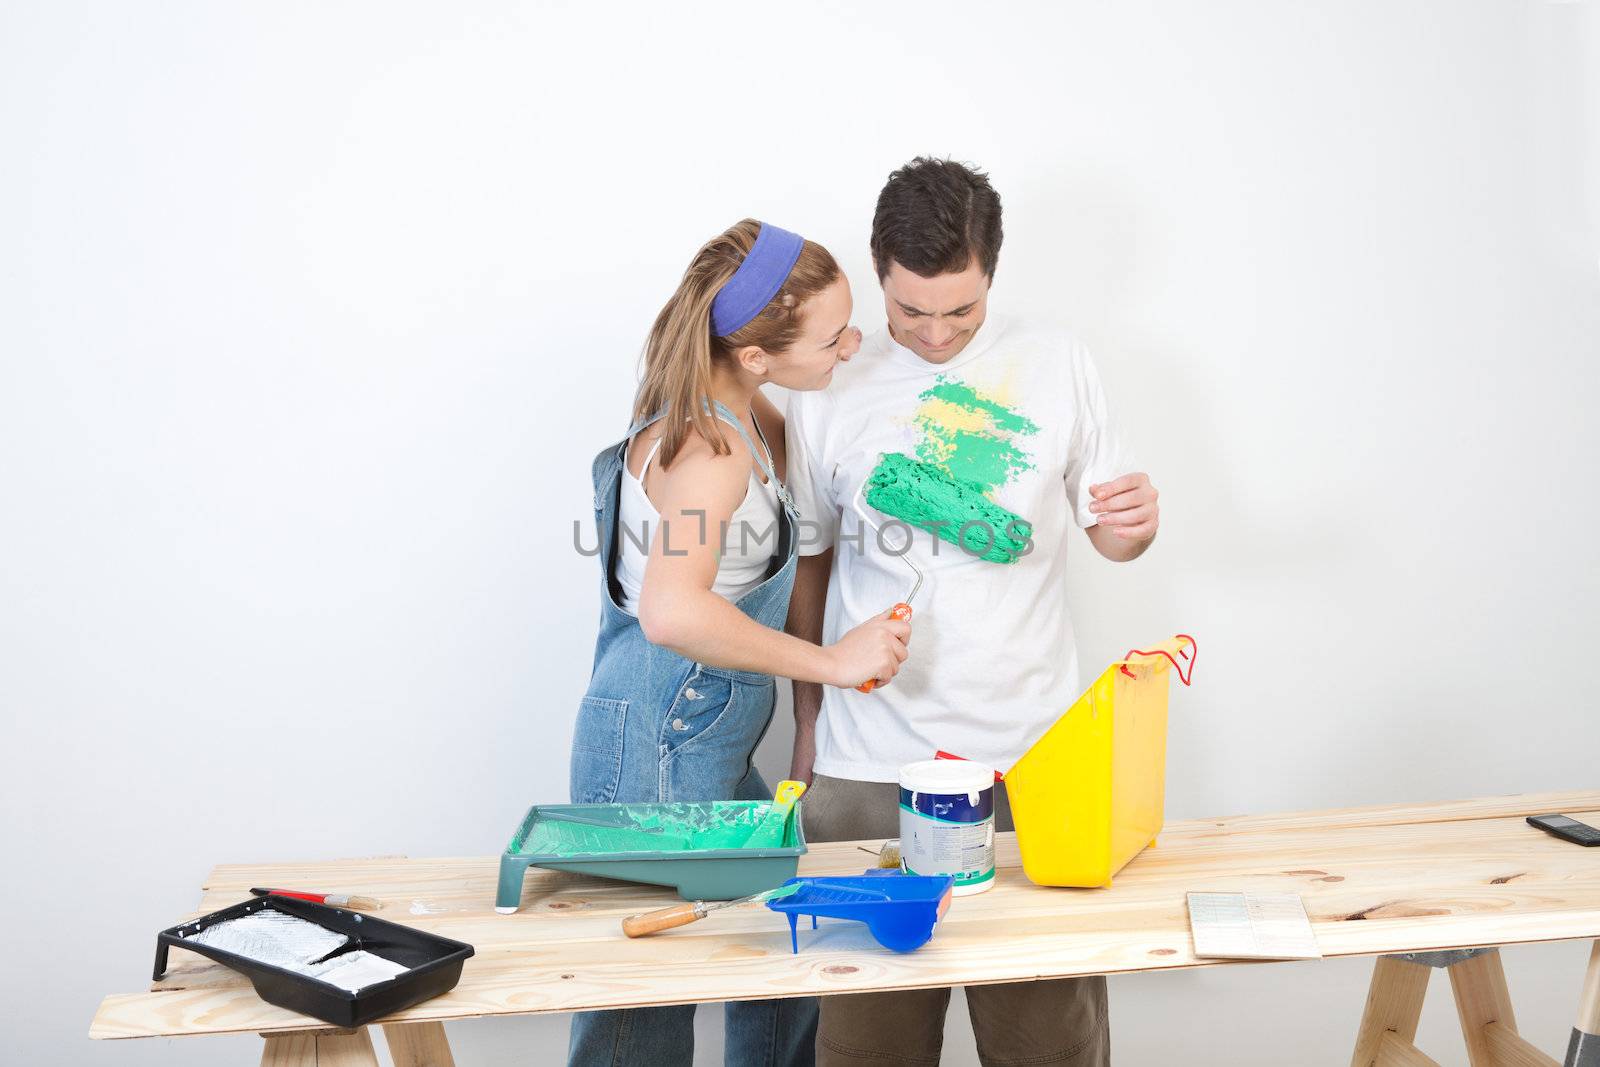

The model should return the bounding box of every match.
[1186,892,1322,960]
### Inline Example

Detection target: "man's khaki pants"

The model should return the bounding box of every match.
[803,773,1110,1067]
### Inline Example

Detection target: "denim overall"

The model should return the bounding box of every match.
[567,401,817,1067]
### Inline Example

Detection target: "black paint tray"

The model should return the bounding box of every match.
[153,895,474,1028]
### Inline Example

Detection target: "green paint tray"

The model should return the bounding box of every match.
[495,800,808,913]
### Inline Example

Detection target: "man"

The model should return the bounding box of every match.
[785,157,1160,1065]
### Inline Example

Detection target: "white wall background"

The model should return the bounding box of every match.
[3,2,1597,1063]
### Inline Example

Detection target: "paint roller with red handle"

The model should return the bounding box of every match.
[850,482,924,693]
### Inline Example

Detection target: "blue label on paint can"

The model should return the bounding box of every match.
[899,786,993,824]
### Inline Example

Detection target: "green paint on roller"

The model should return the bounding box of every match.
[914,377,1039,493]
[865,451,1033,564]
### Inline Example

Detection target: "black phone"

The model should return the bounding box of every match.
[1526,813,1600,846]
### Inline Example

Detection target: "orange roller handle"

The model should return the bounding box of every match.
[855,602,914,693]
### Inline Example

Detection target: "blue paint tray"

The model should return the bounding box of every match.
[766,871,955,953]
[495,800,807,912]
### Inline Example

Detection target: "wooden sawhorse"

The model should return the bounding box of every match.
[1352,941,1600,1066]
[258,1020,452,1066]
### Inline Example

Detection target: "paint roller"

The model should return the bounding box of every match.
[621,882,807,938]
[848,450,1035,691]
[850,480,924,693]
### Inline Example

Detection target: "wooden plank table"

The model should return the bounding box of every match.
[90,791,1600,1066]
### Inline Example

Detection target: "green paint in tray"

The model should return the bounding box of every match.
[495,800,808,911]
[512,802,789,857]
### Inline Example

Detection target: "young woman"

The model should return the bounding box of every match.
[567,221,912,1067]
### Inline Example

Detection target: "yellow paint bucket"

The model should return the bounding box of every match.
[1000,634,1196,888]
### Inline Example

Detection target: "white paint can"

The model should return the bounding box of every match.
[898,759,996,896]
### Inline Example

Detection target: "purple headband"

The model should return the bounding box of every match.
[711,223,805,337]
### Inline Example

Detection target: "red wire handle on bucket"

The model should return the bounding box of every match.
[1119,633,1197,685]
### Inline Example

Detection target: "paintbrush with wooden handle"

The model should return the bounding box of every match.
[251,887,385,911]
[622,882,805,938]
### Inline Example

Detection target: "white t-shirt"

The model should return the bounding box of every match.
[786,314,1133,782]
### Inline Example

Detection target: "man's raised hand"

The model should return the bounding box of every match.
[1088,473,1159,541]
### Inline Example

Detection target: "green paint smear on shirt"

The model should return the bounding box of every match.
[865,452,1033,564]
[914,378,1040,492]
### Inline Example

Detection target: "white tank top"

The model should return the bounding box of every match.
[614,413,782,614]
